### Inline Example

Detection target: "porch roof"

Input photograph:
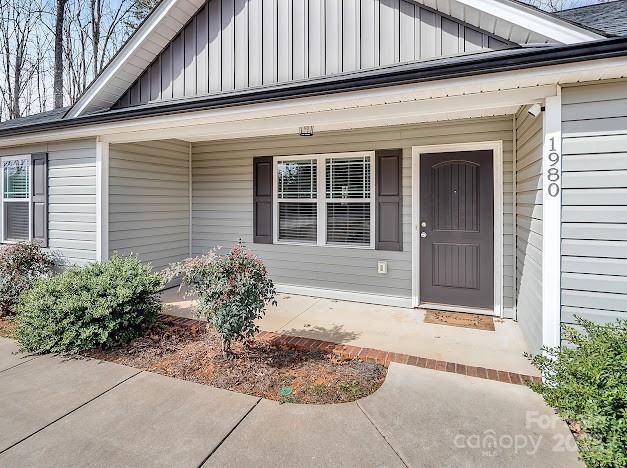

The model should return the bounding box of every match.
[1,36,627,143]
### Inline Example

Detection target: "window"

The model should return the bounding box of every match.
[274,152,375,248]
[276,159,317,242]
[1,156,31,242]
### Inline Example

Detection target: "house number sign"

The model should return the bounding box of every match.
[547,136,560,197]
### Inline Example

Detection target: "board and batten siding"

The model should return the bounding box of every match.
[108,140,190,270]
[515,106,543,353]
[113,0,510,109]
[0,139,98,266]
[192,116,515,312]
[561,81,627,326]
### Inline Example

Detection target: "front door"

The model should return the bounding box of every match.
[419,150,494,309]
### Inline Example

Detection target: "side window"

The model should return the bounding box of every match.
[1,157,31,242]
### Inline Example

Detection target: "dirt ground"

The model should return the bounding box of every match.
[86,316,386,404]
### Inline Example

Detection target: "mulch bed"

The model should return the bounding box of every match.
[85,316,386,404]
[0,316,16,338]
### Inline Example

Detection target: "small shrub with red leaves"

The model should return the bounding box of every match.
[164,242,276,356]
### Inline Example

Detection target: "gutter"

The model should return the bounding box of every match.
[2,36,627,139]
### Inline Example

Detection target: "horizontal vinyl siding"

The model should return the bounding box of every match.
[109,140,190,270]
[0,139,98,266]
[114,0,510,109]
[515,106,543,353]
[561,80,627,326]
[192,116,514,307]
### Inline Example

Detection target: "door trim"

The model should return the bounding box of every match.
[411,141,504,317]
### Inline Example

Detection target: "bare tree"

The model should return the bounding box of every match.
[0,0,41,119]
[90,0,134,77]
[53,0,67,108]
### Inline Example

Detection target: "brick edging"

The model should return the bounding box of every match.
[163,314,541,386]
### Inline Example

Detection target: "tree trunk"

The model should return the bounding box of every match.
[53,0,67,109]
[90,0,100,77]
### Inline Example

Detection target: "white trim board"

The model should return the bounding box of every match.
[542,90,562,349]
[95,139,109,262]
[276,284,413,309]
[411,141,504,317]
[411,0,602,44]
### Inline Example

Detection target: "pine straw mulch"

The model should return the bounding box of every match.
[0,316,16,338]
[85,316,386,404]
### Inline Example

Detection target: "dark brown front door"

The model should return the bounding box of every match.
[419,150,494,309]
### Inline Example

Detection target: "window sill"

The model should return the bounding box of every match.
[274,240,375,250]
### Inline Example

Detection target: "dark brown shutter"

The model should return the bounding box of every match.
[30,152,48,247]
[253,156,273,244]
[375,149,402,251]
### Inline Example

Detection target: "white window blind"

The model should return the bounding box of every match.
[325,155,372,246]
[277,159,318,242]
[1,157,31,242]
[274,153,374,247]
[326,156,371,199]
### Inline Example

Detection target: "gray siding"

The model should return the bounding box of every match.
[114,0,510,109]
[515,106,543,353]
[192,116,514,310]
[109,140,190,270]
[0,139,98,266]
[561,81,627,326]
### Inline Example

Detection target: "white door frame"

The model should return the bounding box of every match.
[411,141,504,317]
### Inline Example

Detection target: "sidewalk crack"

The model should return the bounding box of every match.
[197,397,261,467]
[276,296,323,332]
[357,401,409,468]
[0,356,40,374]
[0,369,142,456]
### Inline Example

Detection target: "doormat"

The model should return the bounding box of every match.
[424,310,495,331]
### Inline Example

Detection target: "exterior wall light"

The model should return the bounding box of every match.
[299,125,314,136]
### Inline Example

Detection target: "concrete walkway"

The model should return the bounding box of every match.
[0,337,581,467]
[162,288,538,375]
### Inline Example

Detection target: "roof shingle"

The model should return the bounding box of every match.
[0,107,68,132]
[555,0,627,37]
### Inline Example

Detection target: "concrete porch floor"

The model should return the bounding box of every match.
[161,287,538,376]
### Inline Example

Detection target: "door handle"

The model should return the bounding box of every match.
[420,232,427,238]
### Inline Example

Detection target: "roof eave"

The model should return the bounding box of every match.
[2,37,627,140]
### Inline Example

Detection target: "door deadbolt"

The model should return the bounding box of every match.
[420,232,427,238]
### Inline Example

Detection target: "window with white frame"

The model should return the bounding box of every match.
[275,152,375,247]
[1,156,31,242]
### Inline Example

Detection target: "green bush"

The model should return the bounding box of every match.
[164,242,276,356]
[0,242,55,316]
[15,255,163,353]
[528,318,627,467]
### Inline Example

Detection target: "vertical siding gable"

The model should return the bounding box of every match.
[114,0,512,109]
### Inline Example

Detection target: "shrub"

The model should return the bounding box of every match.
[528,318,627,467]
[164,242,276,356]
[0,242,56,316]
[15,255,163,354]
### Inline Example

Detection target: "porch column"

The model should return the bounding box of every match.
[96,138,109,262]
[542,89,562,349]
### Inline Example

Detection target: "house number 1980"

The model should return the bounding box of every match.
[547,137,560,197]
